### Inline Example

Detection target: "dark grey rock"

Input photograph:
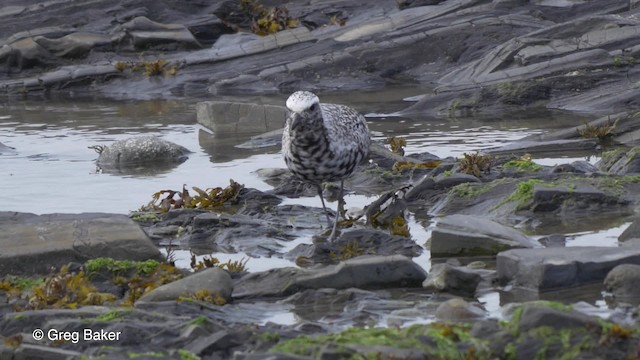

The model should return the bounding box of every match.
[422,263,487,297]
[430,214,539,258]
[551,161,599,174]
[196,101,287,135]
[497,246,640,291]
[185,329,252,355]
[286,228,423,266]
[619,216,640,242]
[434,298,487,322]
[112,16,202,51]
[434,173,481,189]
[597,147,640,175]
[295,255,427,290]
[34,32,111,58]
[604,264,640,304]
[515,304,598,333]
[530,183,627,213]
[94,135,191,173]
[137,267,233,303]
[537,234,566,248]
[234,255,426,298]
[0,212,162,275]
[397,0,446,10]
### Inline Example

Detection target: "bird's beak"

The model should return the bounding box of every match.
[289,113,301,132]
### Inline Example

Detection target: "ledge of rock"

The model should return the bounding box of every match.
[430,214,540,258]
[233,255,426,298]
[137,267,233,303]
[0,212,163,275]
[497,246,640,291]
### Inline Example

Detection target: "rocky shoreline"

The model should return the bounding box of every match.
[3,0,640,359]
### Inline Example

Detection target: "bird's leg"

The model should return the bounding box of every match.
[327,180,344,242]
[317,184,333,228]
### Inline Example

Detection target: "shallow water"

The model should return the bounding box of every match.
[0,91,631,326]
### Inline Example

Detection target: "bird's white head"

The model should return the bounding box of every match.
[286,91,320,113]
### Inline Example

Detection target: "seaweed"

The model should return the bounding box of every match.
[140,180,244,212]
[458,152,494,177]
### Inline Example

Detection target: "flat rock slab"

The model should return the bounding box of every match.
[196,101,287,135]
[497,247,640,291]
[0,212,162,275]
[233,255,426,298]
[137,267,233,302]
[430,214,539,258]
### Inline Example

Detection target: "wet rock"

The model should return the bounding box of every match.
[619,216,640,242]
[0,212,162,275]
[604,264,640,304]
[234,255,426,298]
[497,246,640,291]
[185,329,252,356]
[484,138,598,156]
[286,228,423,266]
[34,32,111,58]
[515,303,598,333]
[597,147,640,175]
[186,205,326,256]
[8,344,83,359]
[94,135,191,173]
[434,173,481,189]
[196,101,287,135]
[113,16,202,51]
[137,267,233,303]
[551,161,599,174]
[430,215,539,258]
[397,0,447,10]
[538,234,566,248]
[423,263,489,297]
[435,298,486,322]
[295,255,427,290]
[530,183,627,213]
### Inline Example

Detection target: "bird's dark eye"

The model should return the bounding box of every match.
[309,104,317,111]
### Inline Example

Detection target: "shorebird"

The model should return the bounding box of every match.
[282,91,371,241]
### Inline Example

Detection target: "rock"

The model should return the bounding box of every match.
[0,212,162,275]
[94,135,191,173]
[196,101,287,135]
[497,246,640,291]
[530,183,627,213]
[551,161,599,174]
[537,234,566,248]
[185,329,252,355]
[484,139,598,156]
[112,16,202,51]
[34,32,111,58]
[234,255,426,298]
[286,229,423,266]
[233,267,304,298]
[422,263,487,297]
[597,147,640,175]
[430,215,539,258]
[434,173,481,189]
[295,255,427,290]
[397,0,447,10]
[137,267,233,302]
[604,264,640,304]
[435,298,486,322]
[619,216,640,242]
[514,303,599,333]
